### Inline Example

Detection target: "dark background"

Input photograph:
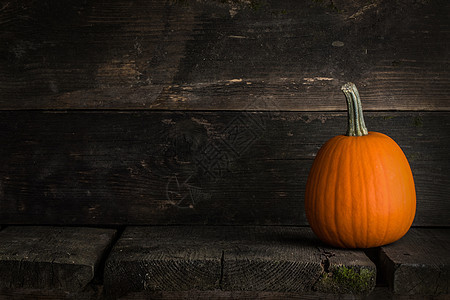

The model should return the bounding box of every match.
[1,0,449,227]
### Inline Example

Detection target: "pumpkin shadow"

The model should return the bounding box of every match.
[274,228,330,248]
[240,227,330,249]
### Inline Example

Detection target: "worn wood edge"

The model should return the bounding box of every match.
[377,229,450,296]
[0,226,117,292]
[379,249,450,296]
[379,247,397,295]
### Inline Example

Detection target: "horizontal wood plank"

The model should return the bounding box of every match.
[1,111,448,226]
[104,226,223,297]
[104,226,376,298]
[0,285,104,300]
[0,226,116,291]
[379,228,450,295]
[0,0,448,110]
[118,287,446,300]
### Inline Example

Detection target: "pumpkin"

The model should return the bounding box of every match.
[304,82,416,248]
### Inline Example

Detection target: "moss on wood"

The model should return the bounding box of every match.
[315,265,376,294]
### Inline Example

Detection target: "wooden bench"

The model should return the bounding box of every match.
[0,226,448,298]
[0,0,448,298]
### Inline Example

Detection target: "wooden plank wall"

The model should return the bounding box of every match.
[1,0,449,226]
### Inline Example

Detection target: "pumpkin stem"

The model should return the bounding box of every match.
[341,82,368,137]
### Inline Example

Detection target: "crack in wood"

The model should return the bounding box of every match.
[311,247,336,291]
[319,248,335,273]
[219,250,225,290]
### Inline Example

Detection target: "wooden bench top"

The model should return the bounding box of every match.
[0,226,448,299]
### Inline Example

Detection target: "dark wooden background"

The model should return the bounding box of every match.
[1,0,449,226]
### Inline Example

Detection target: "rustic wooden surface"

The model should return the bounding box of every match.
[104,226,223,297]
[379,228,450,296]
[2,287,446,300]
[0,0,448,297]
[104,226,376,298]
[220,227,376,294]
[0,227,448,298]
[1,111,448,226]
[0,0,448,227]
[118,287,450,300]
[0,226,116,291]
[0,285,104,300]
[0,0,448,111]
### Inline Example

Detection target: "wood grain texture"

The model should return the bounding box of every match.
[220,227,375,294]
[119,287,450,300]
[1,111,449,226]
[379,228,450,295]
[104,226,224,298]
[0,285,104,300]
[0,226,116,291]
[0,0,448,110]
[104,226,375,298]
[0,0,195,110]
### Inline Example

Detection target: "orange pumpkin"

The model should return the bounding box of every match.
[305,83,416,248]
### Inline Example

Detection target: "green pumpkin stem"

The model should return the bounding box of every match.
[341,82,368,137]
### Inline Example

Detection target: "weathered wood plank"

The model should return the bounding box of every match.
[0,0,195,110]
[118,287,447,300]
[379,228,450,296]
[0,0,448,110]
[104,226,223,297]
[0,285,104,300]
[221,227,376,294]
[104,226,376,298]
[1,111,448,226]
[0,226,116,291]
